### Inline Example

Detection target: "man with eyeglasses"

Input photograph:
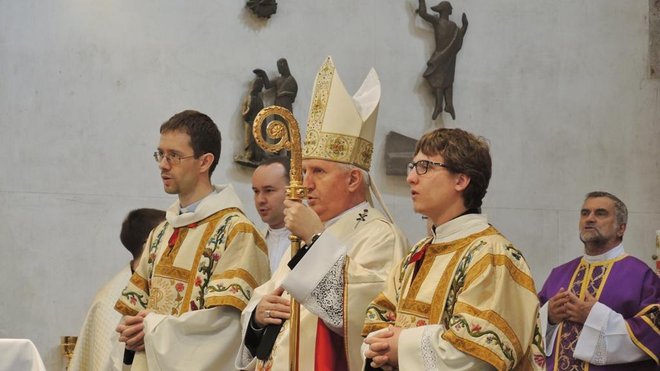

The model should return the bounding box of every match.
[362,128,545,370]
[114,110,270,371]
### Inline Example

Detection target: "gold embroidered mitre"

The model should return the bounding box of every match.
[303,56,380,171]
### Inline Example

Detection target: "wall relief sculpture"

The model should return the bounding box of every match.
[417,0,468,120]
[246,0,277,19]
[235,58,297,167]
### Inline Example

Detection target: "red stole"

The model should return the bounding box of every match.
[314,319,348,371]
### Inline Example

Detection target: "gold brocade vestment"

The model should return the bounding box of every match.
[363,214,545,371]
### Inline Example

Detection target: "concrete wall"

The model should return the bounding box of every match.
[1,1,658,369]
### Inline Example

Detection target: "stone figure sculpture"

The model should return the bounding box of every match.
[252,58,297,158]
[236,59,297,166]
[235,76,267,167]
[252,58,298,112]
[417,0,468,120]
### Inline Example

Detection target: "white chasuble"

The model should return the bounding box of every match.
[69,266,131,371]
[237,204,409,371]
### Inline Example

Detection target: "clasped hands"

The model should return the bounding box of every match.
[363,326,402,370]
[116,309,150,351]
[548,287,597,325]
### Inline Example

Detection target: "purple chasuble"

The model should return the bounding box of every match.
[538,255,659,371]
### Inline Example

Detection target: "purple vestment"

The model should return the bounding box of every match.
[538,255,659,371]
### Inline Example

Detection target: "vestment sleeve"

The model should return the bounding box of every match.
[573,302,649,364]
[361,241,416,336]
[282,219,408,370]
[538,301,559,356]
[115,227,164,315]
[574,270,659,365]
[440,241,544,370]
[281,221,404,334]
[398,325,496,370]
[141,307,241,371]
[235,259,287,370]
[205,219,270,311]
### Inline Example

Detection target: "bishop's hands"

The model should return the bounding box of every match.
[254,286,291,327]
[116,309,150,351]
[548,287,597,325]
[283,199,324,245]
[363,326,402,370]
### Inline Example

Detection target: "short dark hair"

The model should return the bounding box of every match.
[585,191,628,226]
[160,110,222,177]
[120,208,166,259]
[415,128,492,209]
[258,156,291,183]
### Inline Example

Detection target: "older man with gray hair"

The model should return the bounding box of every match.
[538,191,659,370]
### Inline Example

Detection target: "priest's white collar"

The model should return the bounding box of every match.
[583,243,624,263]
[431,213,489,244]
[166,184,244,228]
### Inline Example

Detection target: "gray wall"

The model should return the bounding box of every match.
[1,1,658,369]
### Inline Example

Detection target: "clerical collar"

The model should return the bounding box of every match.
[583,243,624,263]
[430,208,480,234]
[179,190,215,214]
[431,213,489,244]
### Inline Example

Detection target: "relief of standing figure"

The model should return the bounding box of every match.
[417,0,468,120]
[235,76,267,167]
[252,58,298,157]
[253,58,298,112]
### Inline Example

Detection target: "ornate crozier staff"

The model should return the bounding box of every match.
[252,105,305,371]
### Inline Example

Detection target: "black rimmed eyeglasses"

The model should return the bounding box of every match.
[406,160,451,176]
